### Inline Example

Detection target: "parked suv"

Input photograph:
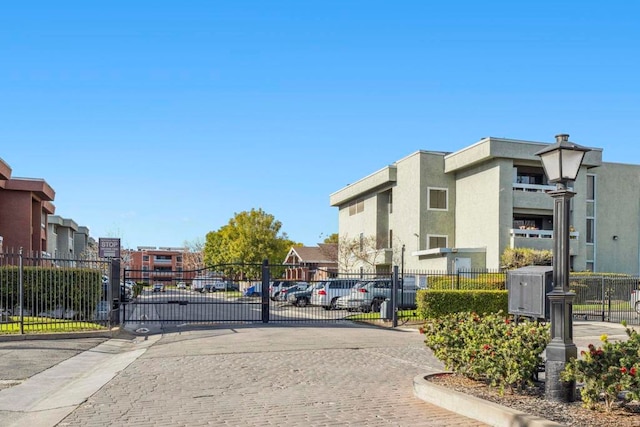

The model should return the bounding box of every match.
[310,278,359,310]
[269,281,299,301]
[336,278,418,313]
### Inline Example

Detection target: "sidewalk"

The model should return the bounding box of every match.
[0,320,631,427]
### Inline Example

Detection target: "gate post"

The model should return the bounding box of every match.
[110,259,121,325]
[18,247,24,335]
[391,266,398,328]
[262,259,270,323]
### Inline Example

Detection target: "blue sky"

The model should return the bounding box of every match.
[1,1,638,249]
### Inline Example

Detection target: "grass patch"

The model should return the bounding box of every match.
[0,316,107,335]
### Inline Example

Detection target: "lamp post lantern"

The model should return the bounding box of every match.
[535,133,591,402]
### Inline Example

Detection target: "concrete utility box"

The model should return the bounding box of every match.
[380,299,393,320]
[507,266,554,320]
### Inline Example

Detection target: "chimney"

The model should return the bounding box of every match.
[555,134,570,143]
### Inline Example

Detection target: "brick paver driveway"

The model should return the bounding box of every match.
[58,323,486,426]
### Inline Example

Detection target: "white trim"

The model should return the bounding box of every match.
[427,187,449,211]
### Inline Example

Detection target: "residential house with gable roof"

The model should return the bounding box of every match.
[282,244,338,282]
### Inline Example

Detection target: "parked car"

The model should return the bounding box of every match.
[336,278,418,313]
[176,281,187,289]
[287,282,321,307]
[153,283,166,292]
[269,280,299,301]
[309,278,359,310]
[275,282,309,302]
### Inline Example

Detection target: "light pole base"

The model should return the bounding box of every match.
[545,360,576,402]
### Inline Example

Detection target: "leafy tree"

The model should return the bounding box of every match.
[203,209,295,275]
[323,233,339,244]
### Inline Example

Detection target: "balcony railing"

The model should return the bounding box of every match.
[510,229,580,239]
[512,183,556,193]
[512,183,574,193]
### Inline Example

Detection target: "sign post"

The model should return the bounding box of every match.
[99,238,121,258]
[99,238,122,324]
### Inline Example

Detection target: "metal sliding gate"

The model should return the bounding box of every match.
[121,262,399,326]
[122,262,270,325]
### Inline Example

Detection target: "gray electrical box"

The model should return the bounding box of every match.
[507,266,554,320]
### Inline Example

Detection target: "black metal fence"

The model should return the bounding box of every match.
[0,249,113,334]
[569,274,640,324]
[5,251,640,336]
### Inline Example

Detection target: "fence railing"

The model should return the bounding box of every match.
[1,249,113,334]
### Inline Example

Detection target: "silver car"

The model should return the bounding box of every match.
[309,278,359,310]
[336,279,418,313]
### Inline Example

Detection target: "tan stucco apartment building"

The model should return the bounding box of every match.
[330,135,640,275]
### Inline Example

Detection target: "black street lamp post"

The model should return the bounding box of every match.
[535,133,591,402]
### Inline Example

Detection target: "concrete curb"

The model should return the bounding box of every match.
[413,373,565,427]
[0,328,120,342]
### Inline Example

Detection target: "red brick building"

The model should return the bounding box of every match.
[126,246,186,284]
[0,158,56,254]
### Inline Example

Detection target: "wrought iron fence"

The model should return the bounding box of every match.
[0,249,113,334]
[569,274,640,324]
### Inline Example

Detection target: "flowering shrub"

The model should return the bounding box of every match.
[421,311,550,393]
[561,321,640,411]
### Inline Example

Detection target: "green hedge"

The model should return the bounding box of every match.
[0,266,103,318]
[428,273,506,291]
[417,289,508,319]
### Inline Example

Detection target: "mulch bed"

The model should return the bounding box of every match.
[428,373,640,427]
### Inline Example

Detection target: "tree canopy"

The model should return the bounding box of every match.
[203,208,298,268]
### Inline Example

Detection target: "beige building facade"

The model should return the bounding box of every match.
[330,136,640,275]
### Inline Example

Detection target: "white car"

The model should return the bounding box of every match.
[309,278,359,310]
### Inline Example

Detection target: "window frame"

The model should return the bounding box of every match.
[427,234,448,249]
[427,187,449,211]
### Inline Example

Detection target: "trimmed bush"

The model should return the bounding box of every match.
[416,289,508,319]
[428,273,506,291]
[501,247,552,270]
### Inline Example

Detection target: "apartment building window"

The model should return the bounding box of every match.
[586,218,595,244]
[428,188,448,211]
[388,191,393,214]
[359,232,364,252]
[349,199,365,216]
[427,234,448,249]
[389,230,393,248]
[587,174,595,201]
[143,255,149,262]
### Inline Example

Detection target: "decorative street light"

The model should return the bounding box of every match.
[535,133,591,402]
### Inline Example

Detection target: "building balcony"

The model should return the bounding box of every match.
[153,258,173,264]
[509,229,579,255]
[512,183,555,210]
